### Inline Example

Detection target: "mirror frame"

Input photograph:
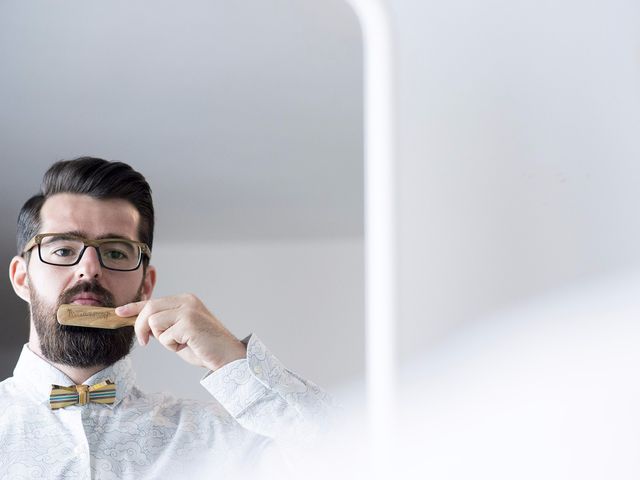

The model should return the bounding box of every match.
[347,0,395,469]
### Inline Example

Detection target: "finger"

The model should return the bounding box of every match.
[115,300,147,317]
[117,296,178,317]
[129,298,182,346]
[157,322,190,353]
[146,310,180,342]
[113,300,152,346]
[118,293,200,320]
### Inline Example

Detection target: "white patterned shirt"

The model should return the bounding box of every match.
[0,334,333,479]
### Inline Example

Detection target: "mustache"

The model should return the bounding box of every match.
[58,280,116,308]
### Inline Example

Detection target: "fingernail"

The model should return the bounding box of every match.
[115,305,127,315]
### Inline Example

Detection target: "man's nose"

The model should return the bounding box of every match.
[76,246,102,279]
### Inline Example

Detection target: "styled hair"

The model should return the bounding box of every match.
[17,157,154,266]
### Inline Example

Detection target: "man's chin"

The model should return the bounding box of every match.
[36,320,136,367]
[29,276,143,367]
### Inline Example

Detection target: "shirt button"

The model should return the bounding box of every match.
[254,366,262,375]
[73,446,83,455]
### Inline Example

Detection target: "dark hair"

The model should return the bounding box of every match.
[17,157,154,266]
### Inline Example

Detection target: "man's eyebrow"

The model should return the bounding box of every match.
[97,233,135,241]
[49,230,88,240]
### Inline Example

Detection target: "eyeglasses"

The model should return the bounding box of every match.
[22,233,152,272]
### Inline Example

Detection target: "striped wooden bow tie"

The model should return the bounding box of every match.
[49,380,116,409]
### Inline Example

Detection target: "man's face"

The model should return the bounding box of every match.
[21,193,155,367]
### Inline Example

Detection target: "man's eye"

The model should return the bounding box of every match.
[53,248,75,257]
[104,250,128,260]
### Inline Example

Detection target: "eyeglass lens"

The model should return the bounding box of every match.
[39,236,140,270]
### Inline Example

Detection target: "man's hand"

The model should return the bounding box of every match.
[115,294,247,372]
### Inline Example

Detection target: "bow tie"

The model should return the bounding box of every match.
[49,380,116,409]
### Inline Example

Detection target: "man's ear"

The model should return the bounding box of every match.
[9,255,31,303]
[141,264,157,301]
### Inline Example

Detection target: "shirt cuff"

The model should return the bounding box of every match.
[200,334,284,417]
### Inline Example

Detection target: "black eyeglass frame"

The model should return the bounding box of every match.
[22,233,152,272]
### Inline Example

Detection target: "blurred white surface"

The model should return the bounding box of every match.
[299,269,640,479]
[396,269,640,479]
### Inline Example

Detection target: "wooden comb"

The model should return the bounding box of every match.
[57,304,137,329]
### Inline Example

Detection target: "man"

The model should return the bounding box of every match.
[0,157,332,479]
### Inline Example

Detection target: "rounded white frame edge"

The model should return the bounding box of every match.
[345,0,396,465]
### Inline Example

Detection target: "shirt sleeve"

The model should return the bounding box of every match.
[199,334,336,446]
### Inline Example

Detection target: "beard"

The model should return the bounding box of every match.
[29,277,144,368]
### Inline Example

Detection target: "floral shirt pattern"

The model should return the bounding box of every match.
[0,335,333,479]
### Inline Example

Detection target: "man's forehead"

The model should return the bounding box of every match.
[39,193,140,239]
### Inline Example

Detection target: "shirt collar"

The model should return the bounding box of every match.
[12,344,135,409]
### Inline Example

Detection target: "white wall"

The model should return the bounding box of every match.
[390,0,640,360]
[130,237,364,401]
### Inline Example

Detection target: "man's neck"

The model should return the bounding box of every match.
[28,333,106,385]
